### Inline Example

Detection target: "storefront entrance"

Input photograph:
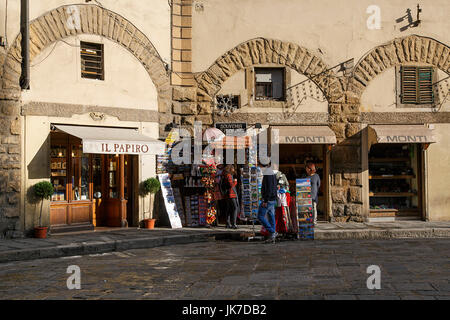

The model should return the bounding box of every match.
[368,143,422,218]
[50,131,136,232]
[367,124,436,220]
[271,126,336,222]
[49,124,164,233]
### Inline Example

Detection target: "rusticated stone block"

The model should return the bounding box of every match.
[348,187,362,203]
[1,101,20,116]
[10,117,21,135]
[346,115,361,123]
[173,87,196,101]
[181,116,196,126]
[197,102,212,115]
[346,204,363,216]
[342,105,359,114]
[331,146,361,169]
[332,203,345,216]
[8,193,19,205]
[331,187,346,203]
[0,145,6,153]
[345,123,360,138]
[3,207,19,218]
[195,114,213,125]
[8,146,20,154]
[333,173,342,186]
[329,104,342,115]
[172,101,197,115]
[8,170,20,192]
[329,123,346,139]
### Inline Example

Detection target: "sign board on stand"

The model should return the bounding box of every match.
[158,173,183,229]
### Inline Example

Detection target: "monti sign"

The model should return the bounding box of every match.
[383,135,429,143]
[284,136,327,144]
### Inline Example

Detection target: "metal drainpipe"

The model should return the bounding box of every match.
[20,0,30,90]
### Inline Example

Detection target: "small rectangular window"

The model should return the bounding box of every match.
[400,66,433,104]
[80,41,104,80]
[254,68,285,101]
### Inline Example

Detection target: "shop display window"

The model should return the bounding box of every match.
[107,155,119,199]
[50,145,67,201]
[50,132,92,203]
[71,146,90,201]
[369,144,420,215]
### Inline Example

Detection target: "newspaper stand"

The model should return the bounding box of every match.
[296,178,315,240]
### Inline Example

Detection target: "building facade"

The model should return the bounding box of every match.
[0,0,449,238]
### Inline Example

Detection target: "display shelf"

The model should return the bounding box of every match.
[369,192,416,197]
[369,175,415,180]
[280,163,323,168]
[368,157,410,162]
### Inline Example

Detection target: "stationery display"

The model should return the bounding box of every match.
[184,196,193,226]
[158,173,182,229]
[296,178,314,240]
[198,195,207,226]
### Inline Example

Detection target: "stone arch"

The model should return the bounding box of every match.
[1,4,170,106]
[194,38,344,103]
[352,34,450,97]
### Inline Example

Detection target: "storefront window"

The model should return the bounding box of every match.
[71,145,90,201]
[50,145,67,201]
[108,155,119,199]
[369,144,420,215]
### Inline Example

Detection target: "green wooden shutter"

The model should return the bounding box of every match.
[401,66,434,104]
[418,67,433,104]
[401,66,418,104]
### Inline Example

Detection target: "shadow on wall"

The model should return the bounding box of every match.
[27,135,50,180]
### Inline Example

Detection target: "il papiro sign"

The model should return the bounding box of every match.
[83,140,161,155]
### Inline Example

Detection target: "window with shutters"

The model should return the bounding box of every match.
[80,42,104,81]
[254,68,285,101]
[400,66,434,105]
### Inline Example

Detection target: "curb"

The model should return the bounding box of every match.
[0,232,231,264]
[314,228,450,240]
[1,228,450,263]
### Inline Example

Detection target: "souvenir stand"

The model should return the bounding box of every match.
[156,130,218,227]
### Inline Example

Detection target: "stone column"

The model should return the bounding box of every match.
[328,92,364,222]
[0,90,22,238]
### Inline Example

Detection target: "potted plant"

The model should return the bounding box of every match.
[33,181,54,238]
[142,177,161,229]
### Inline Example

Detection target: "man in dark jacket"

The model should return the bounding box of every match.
[258,164,278,241]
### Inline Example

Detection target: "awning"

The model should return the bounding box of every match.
[271,126,337,144]
[211,135,253,149]
[53,124,165,155]
[368,125,436,147]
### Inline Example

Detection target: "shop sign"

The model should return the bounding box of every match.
[215,122,247,134]
[83,140,162,155]
[283,136,327,144]
[384,135,428,143]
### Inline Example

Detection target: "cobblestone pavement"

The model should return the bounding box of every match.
[0,239,449,300]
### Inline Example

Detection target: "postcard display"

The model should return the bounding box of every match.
[158,173,183,228]
[240,165,262,220]
[296,178,314,240]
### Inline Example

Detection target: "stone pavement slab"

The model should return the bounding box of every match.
[0,221,449,263]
